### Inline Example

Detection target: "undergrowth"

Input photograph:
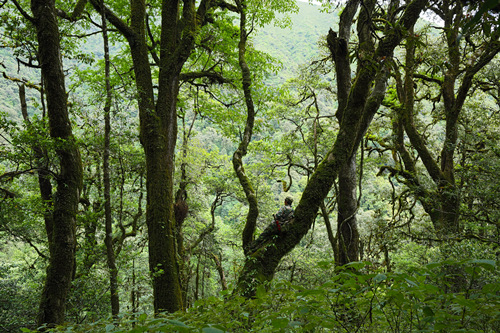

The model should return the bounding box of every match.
[26,259,500,332]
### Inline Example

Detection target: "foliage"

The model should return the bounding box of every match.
[20,259,500,332]
[1,0,499,329]
[0,245,43,332]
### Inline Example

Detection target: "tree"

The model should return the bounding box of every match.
[386,0,500,239]
[27,0,83,326]
[236,0,428,298]
[328,0,362,265]
[88,0,242,313]
[99,0,120,316]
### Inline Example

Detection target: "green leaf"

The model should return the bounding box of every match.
[168,319,190,327]
[299,306,310,315]
[288,320,303,328]
[271,318,289,329]
[482,283,500,293]
[423,306,434,317]
[404,278,418,287]
[298,288,323,296]
[256,285,267,298]
[317,260,332,269]
[426,262,442,270]
[202,327,226,333]
[373,273,387,283]
[468,259,496,271]
[343,261,368,271]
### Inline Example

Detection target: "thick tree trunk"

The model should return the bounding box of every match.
[89,0,216,312]
[91,0,190,313]
[396,3,500,239]
[141,71,183,312]
[328,0,361,266]
[124,0,184,312]
[31,0,83,326]
[337,154,360,265]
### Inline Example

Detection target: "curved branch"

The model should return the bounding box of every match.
[56,0,88,21]
[233,0,258,254]
[180,71,232,84]
[10,0,34,22]
[88,0,136,40]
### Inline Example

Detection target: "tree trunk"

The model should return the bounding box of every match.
[395,2,500,240]
[235,0,428,298]
[31,0,83,326]
[144,77,183,312]
[90,0,216,312]
[210,252,228,291]
[101,1,120,317]
[337,154,360,265]
[233,0,259,255]
[320,202,337,259]
[19,83,54,256]
[328,0,361,266]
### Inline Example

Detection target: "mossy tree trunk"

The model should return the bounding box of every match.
[337,154,360,265]
[392,1,500,240]
[89,0,220,313]
[30,0,83,326]
[233,0,259,255]
[330,0,362,266]
[100,0,120,316]
[235,0,428,298]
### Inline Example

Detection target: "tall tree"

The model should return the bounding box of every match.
[329,0,362,265]
[233,0,259,255]
[388,0,500,239]
[88,0,238,312]
[99,0,120,316]
[236,0,428,298]
[27,0,83,326]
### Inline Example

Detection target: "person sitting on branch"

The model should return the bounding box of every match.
[248,197,294,253]
[273,196,294,232]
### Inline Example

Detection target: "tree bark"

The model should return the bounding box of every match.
[89,0,217,313]
[233,0,259,255]
[328,0,362,266]
[100,0,120,316]
[235,0,428,298]
[395,1,500,239]
[31,0,83,326]
[337,154,360,265]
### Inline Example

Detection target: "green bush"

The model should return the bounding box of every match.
[23,259,500,332]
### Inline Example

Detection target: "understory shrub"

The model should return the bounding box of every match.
[24,259,500,332]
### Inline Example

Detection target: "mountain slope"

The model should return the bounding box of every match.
[254,1,336,82]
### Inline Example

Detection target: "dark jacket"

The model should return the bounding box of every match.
[275,204,294,224]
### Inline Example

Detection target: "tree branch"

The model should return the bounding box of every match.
[10,0,34,22]
[56,0,88,21]
[180,71,232,84]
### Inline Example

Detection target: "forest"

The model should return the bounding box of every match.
[0,0,500,332]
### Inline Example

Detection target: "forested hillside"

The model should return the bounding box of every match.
[1,0,500,332]
[254,1,334,82]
